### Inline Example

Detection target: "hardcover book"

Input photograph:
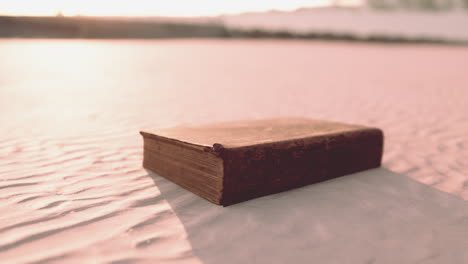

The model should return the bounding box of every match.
[141,118,384,206]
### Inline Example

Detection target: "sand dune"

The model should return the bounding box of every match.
[223,8,468,41]
[0,39,468,263]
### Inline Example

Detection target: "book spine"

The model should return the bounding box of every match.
[219,128,384,206]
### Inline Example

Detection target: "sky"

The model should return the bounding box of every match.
[0,0,337,17]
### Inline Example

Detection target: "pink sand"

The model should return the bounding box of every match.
[1,40,468,263]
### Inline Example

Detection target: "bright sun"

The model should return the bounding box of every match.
[0,0,333,17]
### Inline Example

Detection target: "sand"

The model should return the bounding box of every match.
[224,7,468,41]
[0,39,468,263]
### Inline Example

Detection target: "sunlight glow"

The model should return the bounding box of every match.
[0,0,335,17]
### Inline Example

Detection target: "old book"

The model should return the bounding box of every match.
[141,118,384,206]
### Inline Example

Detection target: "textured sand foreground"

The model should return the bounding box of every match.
[1,40,468,263]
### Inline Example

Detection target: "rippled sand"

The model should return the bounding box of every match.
[1,40,468,263]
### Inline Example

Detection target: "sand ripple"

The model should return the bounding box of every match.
[1,40,468,263]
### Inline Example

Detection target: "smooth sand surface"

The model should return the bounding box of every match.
[151,168,468,264]
[1,40,468,263]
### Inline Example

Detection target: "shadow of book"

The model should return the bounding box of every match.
[146,168,468,264]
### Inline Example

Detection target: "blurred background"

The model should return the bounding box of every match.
[1,0,468,42]
[1,1,468,263]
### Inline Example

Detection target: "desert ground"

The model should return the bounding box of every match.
[1,39,468,263]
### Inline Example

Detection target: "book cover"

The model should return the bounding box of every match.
[141,118,384,206]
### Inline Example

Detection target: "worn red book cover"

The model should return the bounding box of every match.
[141,118,384,206]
